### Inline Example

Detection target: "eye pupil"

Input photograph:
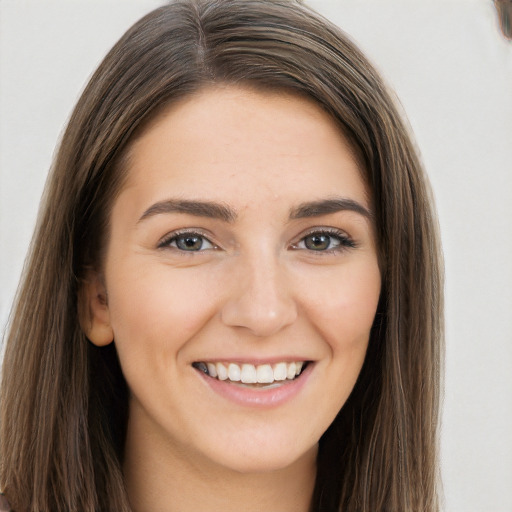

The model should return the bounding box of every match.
[305,234,330,251]
[177,235,203,251]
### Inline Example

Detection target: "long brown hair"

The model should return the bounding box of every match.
[0,1,443,510]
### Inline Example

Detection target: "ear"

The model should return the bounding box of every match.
[78,270,114,346]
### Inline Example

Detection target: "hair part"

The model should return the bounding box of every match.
[1,1,443,510]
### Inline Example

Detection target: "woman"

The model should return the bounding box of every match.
[0,1,443,511]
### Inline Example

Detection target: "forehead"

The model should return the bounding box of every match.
[120,86,370,216]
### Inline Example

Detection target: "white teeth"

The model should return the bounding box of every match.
[287,362,297,380]
[198,361,306,384]
[256,364,274,383]
[241,364,257,383]
[273,362,287,381]
[217,363,228,381]
[207,363,217,378]
[228,363,241,382]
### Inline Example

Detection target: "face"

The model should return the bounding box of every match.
[85,86,381,475]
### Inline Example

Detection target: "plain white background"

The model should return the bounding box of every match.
[1,1,511,510]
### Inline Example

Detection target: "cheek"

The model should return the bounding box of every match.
[315,263,380,410]
[105,262,223,355]
[299,260,381,352]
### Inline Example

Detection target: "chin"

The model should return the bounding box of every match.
[204,438,319,475]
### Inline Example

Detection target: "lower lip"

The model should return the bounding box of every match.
[195,363,313,408]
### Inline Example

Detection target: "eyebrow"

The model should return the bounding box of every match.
[289,197,373,220]
[138,196,372,224]
[138,199,236,223]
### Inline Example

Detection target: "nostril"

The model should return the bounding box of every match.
[220,302,297,337]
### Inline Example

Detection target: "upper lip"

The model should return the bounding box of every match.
[192,357,312,365]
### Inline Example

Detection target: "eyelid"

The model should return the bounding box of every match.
[157,229,217,251]
[290,227,357,252]
[156,226,356,253]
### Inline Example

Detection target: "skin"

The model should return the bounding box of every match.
[84,86,381,512]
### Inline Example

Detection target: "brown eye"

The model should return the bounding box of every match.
[176,234,204,251]
[159,232,216,252]
[292,230,356,253]
[304,234,334,251]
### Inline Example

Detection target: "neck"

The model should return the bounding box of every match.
[123,412,317,512]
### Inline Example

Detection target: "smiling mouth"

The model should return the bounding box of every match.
[192,361,308,386]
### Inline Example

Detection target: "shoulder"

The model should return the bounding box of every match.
[0,494,11,512]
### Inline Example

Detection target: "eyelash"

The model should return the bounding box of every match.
[291,228,357,254]
[158,228,356,254]
[158,230,217,252]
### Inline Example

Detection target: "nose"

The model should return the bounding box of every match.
[220,253,298,337]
